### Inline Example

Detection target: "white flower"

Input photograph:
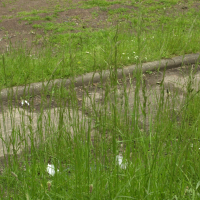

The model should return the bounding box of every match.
[47,164,59,176]
[122,53,125,55]
[133,51,136,54]
[116,155,127,169]
[128,57,130,60]
[85,52,90,54]
[21,100,30,106]
[135,56,138,59]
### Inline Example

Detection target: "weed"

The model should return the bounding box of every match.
[0,1,200,198]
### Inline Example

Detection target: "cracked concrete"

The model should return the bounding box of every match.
[0,54,200,158]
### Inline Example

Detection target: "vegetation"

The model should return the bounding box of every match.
[0,0,199,88]
[0,0,200,199]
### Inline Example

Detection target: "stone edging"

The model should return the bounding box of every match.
[1,53,200,101]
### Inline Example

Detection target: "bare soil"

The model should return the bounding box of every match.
[1,0,199,52]
[0,0,135,52]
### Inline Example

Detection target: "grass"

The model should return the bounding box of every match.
[0,0,200,88]
[1,20,199,87]
[1,65,200,199]
[0,0,200,199]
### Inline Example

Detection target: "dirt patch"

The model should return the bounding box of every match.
[1,0,199,52]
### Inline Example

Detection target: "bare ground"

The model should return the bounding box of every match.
[1,0,199,52]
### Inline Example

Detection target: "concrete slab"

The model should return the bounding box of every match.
[0,107,93,157]
[80,65,200,132]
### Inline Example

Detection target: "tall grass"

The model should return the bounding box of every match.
[0,0,200,88]
[0,1,200,199]
[1,62,200,199]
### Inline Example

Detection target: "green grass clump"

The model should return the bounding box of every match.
[1,70,200,199]
[1,19,199,88]
[0,1,200,198]
[0,1,200,88]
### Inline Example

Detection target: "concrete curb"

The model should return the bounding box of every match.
[1,53,200,101]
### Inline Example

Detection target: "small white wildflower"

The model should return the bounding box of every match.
[21,100,30,106]
[30,31,35,35]
[133,51,136,54]
[122,53,125,55]
[47,164,59,176]
[135,56,139,59]
[85,52,90,54]
[131,40,134,42]
[116,155,127,170]
[128,57,130,60]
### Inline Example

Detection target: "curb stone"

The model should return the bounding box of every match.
[1,53,200,101]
